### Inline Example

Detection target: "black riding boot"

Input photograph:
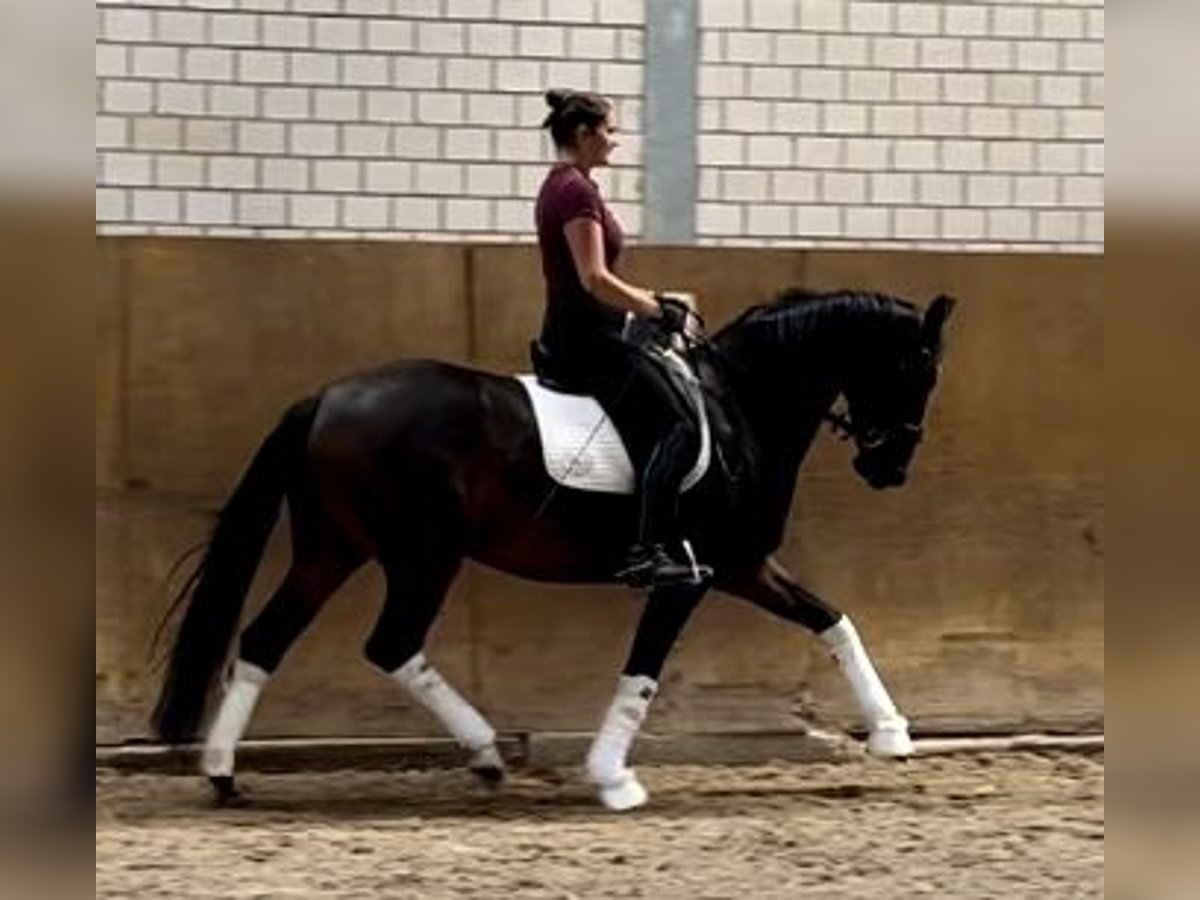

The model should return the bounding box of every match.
[615,426,713,588]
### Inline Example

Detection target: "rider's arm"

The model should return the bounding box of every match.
[563,217,661,320]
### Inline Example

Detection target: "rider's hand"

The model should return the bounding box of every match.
[655,291,704,340]
[665,291,697,313]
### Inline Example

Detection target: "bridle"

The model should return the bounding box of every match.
[683,322,928,453]
[823,405,924,450]
[829,345,937,451]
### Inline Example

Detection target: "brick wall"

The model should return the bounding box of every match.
[95,0,646,239]
[696,0,1104,250]
[95,0,1103,251]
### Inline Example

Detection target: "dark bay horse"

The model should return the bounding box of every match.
[152,289,955,811]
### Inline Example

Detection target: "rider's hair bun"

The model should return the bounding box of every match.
[544,89,572,112]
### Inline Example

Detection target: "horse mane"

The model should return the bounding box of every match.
[716,287,918,342]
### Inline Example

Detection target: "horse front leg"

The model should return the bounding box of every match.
[720,556,913,758]
[586,582,706,811]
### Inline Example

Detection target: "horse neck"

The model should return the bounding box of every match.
[712,312,847,478]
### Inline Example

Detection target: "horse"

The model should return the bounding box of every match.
[151,288,955,811]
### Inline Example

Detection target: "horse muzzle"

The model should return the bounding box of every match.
[853,452,908,490]
[851,423,922,490]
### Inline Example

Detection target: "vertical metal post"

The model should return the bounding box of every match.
[643,0,698,244]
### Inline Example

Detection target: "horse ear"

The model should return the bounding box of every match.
[922,294,956,351]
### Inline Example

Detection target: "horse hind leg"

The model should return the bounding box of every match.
[364,512,504,787]
[201,523,361,805]
[201,658,266,806]
[386,653,505,788]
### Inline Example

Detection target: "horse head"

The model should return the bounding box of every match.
[841,294,956,489]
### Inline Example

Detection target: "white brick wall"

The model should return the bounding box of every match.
[96,2,647,239]
[697,0,1104,251]
[95,0,1102,252]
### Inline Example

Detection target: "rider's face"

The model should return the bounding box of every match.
[581,116,619,168]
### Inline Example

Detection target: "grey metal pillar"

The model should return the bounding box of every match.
[643,0,698,244]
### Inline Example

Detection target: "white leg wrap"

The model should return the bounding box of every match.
[390,653,496,752]
[820,617,913,758]
[201,660,269,778]
[586,675,656,811]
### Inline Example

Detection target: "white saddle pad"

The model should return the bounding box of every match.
[516,352,711,495]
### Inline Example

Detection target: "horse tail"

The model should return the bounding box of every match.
[150,395,320,745]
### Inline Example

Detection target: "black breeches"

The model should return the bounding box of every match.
[595,345,696,458]
[586,341,700,545]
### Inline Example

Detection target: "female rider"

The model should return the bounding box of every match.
[532,88,711,589]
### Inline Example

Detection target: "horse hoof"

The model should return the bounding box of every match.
[597,772,648,812]
[867,719,914,759]
[468,746,506,789]
[471,765,505,788]
[209,776,247,807]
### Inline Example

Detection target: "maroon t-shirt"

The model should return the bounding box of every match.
[535,163,625,350]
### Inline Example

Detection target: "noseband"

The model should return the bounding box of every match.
[825,408,924,451]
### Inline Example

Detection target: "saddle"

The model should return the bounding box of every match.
[521,330,749,498]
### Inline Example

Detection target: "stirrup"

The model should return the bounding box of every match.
[615,542,712,589]
[678,539,713,585]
